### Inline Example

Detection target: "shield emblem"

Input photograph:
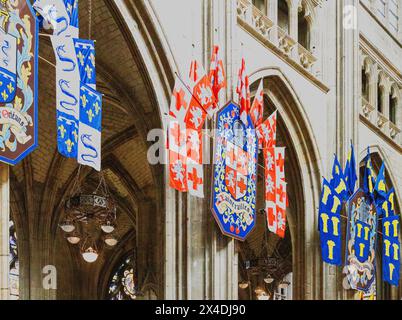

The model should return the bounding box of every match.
[0,28,17,104]
[354,220,371,263]
[225,141,249,200]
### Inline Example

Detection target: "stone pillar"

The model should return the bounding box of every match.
[336,0,360,300]
[0,164,9,300]
[289,0,299,60]
[381,82,390,119]
[370,63,378,108]
[267,0,279,45]
[164,0,239,300]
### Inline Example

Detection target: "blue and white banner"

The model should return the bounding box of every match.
[0,28,17,104]
[51,35,80,158]
[33,0,79,38]
[78,84,101,171]
[74,39,96,88]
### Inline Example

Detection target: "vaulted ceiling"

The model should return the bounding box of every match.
[9,0,167,300]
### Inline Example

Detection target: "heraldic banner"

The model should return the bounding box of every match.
[211,101,258,241]
[343,189,377,296]
[0,1,38,165]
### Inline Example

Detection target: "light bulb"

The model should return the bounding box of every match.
[257,292,270,300]
[82,247,99,263]
[101,221,115,234]
[264,275,274,284]
[60,220,75,233]
[67,234,81,245]
[105,235,118,247]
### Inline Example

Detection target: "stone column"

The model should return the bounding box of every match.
[0,164,9,300]
[267,0,279,45]
[289,0,299,60]
[381,82,390,119]
[370,63,378,108]
[336,0,360,300]
[164,0,239,300]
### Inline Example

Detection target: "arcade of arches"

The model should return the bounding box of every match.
[0,0,401,301]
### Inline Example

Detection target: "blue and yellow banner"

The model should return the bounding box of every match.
[382,215,400,286]
[319,179,342,265]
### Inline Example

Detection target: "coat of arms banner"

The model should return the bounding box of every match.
[211,101,258,241]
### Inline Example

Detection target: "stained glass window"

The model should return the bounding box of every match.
[107,256,137,300]
[9,221,19,300]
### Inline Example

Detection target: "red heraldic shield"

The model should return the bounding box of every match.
[225,141,249,200]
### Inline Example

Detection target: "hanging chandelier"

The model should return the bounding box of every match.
[59,167,118,263]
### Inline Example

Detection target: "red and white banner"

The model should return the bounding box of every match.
[209,45,226,115]
[265,147,287,238]
[236,58,250,126]
[169,76,191,122]
[257,110,277,149]
[250,79,264,128]
[188,60,216,120]
[168,118,205,198]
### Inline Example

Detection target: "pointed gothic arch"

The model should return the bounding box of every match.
[242,67,323,300]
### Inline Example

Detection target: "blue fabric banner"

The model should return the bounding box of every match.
[319,179,342,265]
[77,84,102,171]
[382,215,400,286]
[73,39,96,87]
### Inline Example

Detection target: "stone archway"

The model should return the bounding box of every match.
[9,0,174,300]
[358,146,402,300]
[240,68,323,300]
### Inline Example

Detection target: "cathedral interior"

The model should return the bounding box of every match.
[2,0,402,301]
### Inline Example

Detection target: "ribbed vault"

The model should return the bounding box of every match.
[9,0,171,300]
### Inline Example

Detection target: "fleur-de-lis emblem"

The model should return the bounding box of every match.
[58,124,67,139]
[89,53,95,66]
[81,94,88,108]
[93,101,100,115]
[85,65,93,79]
[1,90,8,101]
[87,109,94,122]
[7,82,14,93]
[72,130,78,143]
[77,51,85,66]
[65,139,74,153]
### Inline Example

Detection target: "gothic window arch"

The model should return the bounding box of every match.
[107,254,137,300]
[361,58,372,102]
[278,0,290,34]
[377,73,387,114]
[298,2,312,50]
[9,220,19,300]
[252,0,266,12]
[389,85,399,125]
